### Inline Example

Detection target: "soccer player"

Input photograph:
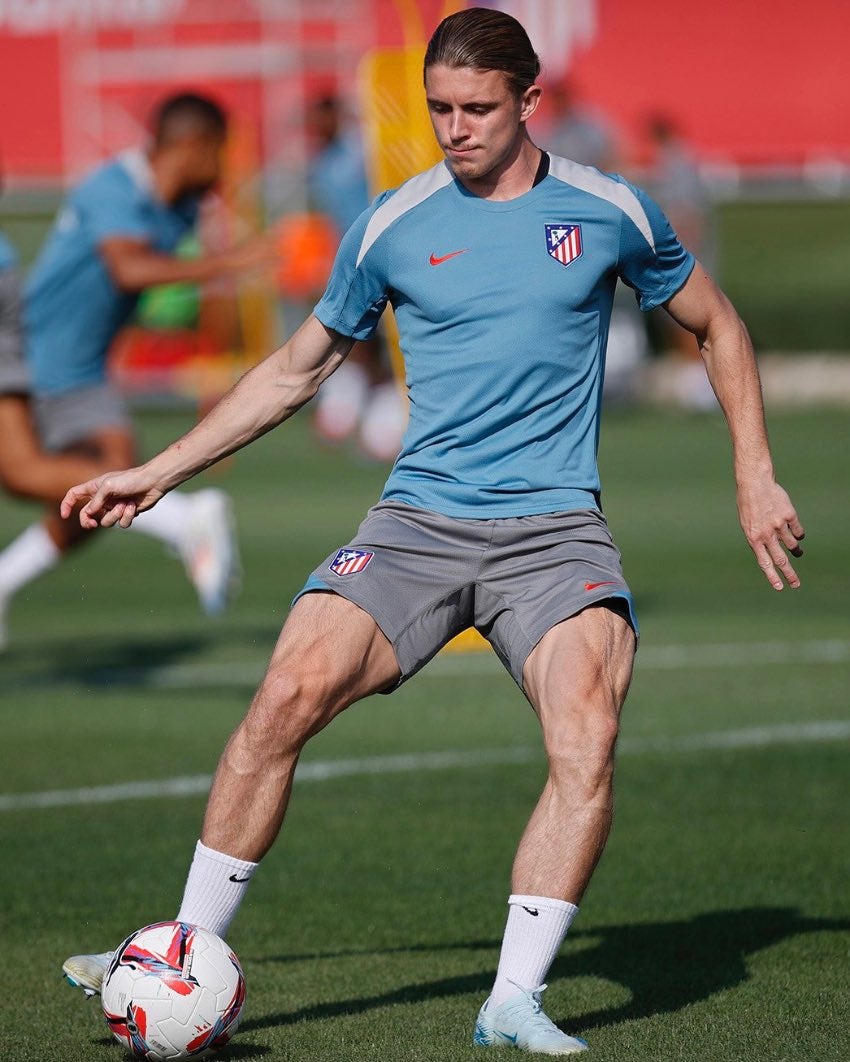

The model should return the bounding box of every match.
[0,203,123,648]
[305,91,407,460]
[61,10,804,1055]
[0,93,267,647]
[0,230,104,503]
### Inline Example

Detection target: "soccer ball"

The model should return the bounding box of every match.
[101,921,246,1060]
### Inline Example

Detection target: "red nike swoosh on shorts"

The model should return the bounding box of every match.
[584,581,618,591]
[429,249,469,266]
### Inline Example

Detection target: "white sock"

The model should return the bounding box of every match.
[0,522,60,599]
[488,894,579,1008]
[175,840,258,939]
[128,490,193,551]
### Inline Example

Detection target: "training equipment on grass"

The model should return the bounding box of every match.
[101,921,245,1060]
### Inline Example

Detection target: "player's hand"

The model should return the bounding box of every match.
[60,468,165,530]
[736,478,805,590]
[222,234,278,277]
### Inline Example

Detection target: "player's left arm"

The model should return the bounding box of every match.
[664,263,805,590]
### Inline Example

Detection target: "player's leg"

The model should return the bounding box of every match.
[63,589,401,996]
[475,603,634,1053]
[0,395,104,503]
[199,590,400,862]
[64,502,476,994]
[0,397,101,646]
[0,424,136,647]
[513,602,635,901]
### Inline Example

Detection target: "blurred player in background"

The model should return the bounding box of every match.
[544,78,646,401]
[0,201,104,505]
[644,112,718,409]
[305,92,407,460]
[0,168,124,649]
[0,93,269,649]
[61,9,804,1055]
[545,78,618,173]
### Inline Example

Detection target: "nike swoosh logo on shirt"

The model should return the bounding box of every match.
[429,249,469,266]
[584,581,618,591]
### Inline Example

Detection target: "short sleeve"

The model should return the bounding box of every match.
[313,194,391,341]
[82,172,151,246]
[616,180,695,311]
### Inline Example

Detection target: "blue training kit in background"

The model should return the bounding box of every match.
[24,149,200,397]
[0,232,17,270]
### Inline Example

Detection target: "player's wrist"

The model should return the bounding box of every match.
[733,451,775,487]
[145,450,192,493]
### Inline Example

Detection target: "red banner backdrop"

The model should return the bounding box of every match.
[0,0,848,181]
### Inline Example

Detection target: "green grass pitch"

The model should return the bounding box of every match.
[0,406,848,1061]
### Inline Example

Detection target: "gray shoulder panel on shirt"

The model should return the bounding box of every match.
[356,162,454,266]
[548,155,656,252]
[116,148,156,195]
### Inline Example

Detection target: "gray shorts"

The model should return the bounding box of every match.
[32,382,133,452]
[295,500,637,690]
[0,270,28,396]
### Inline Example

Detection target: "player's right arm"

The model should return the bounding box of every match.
[99,235,275,292]
[61,315,354,529]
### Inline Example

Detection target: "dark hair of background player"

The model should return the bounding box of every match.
[152,92,228,147]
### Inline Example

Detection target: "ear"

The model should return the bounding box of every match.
[519,84,543,124]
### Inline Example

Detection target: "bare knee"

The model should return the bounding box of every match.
[0,460,32,499]
[544,701,621,802]
[238,663,342,760]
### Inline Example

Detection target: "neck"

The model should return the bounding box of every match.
[459,133,542,202]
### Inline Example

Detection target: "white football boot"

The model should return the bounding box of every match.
[473,984,588,1055]
[62,951,113,997]
[179,489,241,616]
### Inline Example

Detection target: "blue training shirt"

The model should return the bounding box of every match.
[0,232,17,270]
[314,154,694,519]
[24,150,200,396]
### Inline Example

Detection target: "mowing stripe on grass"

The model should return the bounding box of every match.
[1,719,848,813]
[3,638,847,693]
[124,636,850,684]
[432,637,850,675]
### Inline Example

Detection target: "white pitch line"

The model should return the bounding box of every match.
[1,719,848,814]
[432,638,850,676]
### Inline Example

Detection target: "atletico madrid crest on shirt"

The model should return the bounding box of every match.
[329,548,374,577]
[545,224,583,267]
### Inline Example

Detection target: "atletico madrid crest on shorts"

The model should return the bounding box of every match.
[329,548,374,576]
[545,224,583,267]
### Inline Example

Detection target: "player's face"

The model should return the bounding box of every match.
[425,64,540,187]
[180,133,225,196]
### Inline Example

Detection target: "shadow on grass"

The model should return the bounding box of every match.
[91,1035,271,1059]
[242,907,850,1034]
[553,907,850,1031]
[1,625,275,693]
